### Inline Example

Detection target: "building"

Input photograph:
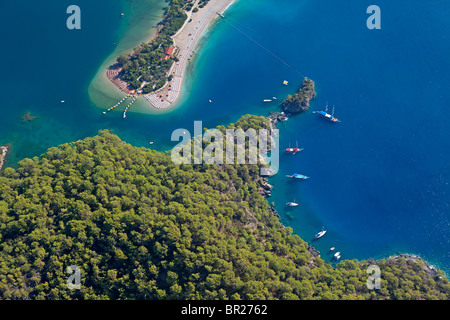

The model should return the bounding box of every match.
[164,47,175,56]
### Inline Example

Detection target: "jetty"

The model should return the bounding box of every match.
[102,90,141,118]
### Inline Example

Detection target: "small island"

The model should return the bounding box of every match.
[281,77,316,114]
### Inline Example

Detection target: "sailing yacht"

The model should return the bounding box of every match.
[314,104,340,123]
[285,141,303,154]
[286,199,299,207]
[286,173,309,180]
[314,229,326,239]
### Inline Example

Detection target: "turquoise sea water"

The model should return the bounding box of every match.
[0,0,449,273]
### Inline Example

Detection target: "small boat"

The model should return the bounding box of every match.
[149,141,154,145]
[334,252,341,260]
[103,111,106,114]
[60,100,65,103]
[314,230,326,239]
[263,99,272,102]
[209,100,212,103]
[286,201,299,207]
[273,97,277,100]
[277,112,289,122]
[283,80,288,85]
[286,173,309,180]
[329,247,335,251]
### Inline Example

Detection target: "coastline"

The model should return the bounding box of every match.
[88,0,167,115]
[106,0,236,110]
[0,145,9,172]
[143,0,236,109]
[263,94,446,276]
[385,254,441,277]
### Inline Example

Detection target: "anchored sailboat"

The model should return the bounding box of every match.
[285,141,303,154]
[314,103,340,123]
[286,198,299,207]
[314,228,326,239]
[286,173,309,180]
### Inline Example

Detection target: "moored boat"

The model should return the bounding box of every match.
[285,141,303,154]
[314,230,326,239]
[314,104,340,123]
[291,173,309,180]
[285,147,303,153]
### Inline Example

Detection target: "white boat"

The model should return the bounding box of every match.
[329,247,335,251]
[286,201,299,207]
[334,252,341,260]
[288,173,309,180]
[314,230,326,239]
[263,99,272,102]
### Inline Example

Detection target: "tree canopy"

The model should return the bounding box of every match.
[0,115,448,300]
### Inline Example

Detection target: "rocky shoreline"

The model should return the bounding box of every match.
[384,254,441,277]
[0,145,9,172]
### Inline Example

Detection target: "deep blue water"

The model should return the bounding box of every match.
[0,0,449,273]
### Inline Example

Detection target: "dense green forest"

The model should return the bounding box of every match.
[0,115,449,300]
[116,0,188,92]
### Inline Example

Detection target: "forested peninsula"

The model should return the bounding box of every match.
[0,115,449,300]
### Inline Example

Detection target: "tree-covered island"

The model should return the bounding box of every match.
[281,77,316,114]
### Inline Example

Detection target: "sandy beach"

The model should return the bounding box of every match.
[141,0,236,109]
